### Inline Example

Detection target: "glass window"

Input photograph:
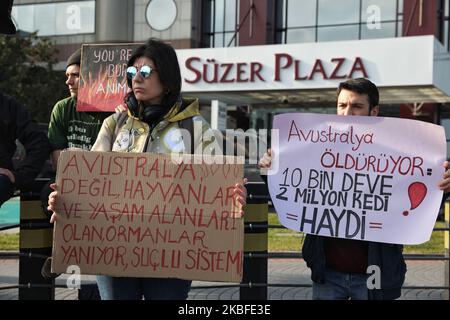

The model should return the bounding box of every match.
[202,0,238,47]
[214,33,224,47]
[287,0,316,28]
[11,5,34,34]
[35,4,56,36]
[215,0,225,32]
[317,25,359,42]
[318,0,360,25]
[224,0,237,31]
[286,28,316,43]
[361,22,396,39]
[362,0,397,22]
[397,18,403,37]
[225,32,237,46]
[11,1,95,36]
[276,0,402,44]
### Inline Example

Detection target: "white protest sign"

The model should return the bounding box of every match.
[268,113,446,245]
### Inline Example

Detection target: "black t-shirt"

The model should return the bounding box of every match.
[324,237,368,274]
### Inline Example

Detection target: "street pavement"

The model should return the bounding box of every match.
[0,257,447,300]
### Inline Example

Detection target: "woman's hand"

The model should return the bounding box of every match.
[258,149,272,169]
[47,183,59,223]
[233,178,248,216]
[115,103,128,113]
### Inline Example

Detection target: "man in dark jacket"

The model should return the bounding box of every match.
[0,92,51,207]
[259,78,450,300]
[0,0,51,207]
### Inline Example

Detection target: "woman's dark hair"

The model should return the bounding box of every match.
[127,38,181,108]
[337,78,379,110]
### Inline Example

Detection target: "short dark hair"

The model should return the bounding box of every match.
[127,38,181,108]
[337,78,379,109]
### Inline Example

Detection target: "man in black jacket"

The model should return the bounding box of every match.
[0,93,51,207]
[259,78,450,300]
[0,0,51,207]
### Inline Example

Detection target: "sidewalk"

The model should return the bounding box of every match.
[0,258,447,300]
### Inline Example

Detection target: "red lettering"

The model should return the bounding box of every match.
[308,59,328,80]
[81,154,99,174]
[329,58,347,79]
[274,53,293,81]
[62,154,79,175]
[349,57,368,78]
[61,178,75,194]
[294,60,308,80]
[203,59,218,83]
[134,156,147,177]
[250,62,264,82]
[236,62,249,82]
[184,57,201,83]
[219,63,234,83]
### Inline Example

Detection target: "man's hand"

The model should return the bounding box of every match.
[0,168,15,184]
[438,161,450,194]
[258,149,273,175]
[233,178,248,217]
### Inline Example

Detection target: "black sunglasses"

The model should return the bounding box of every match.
[126,65,156,79]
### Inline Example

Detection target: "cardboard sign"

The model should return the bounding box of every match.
[51,150,244,282]
[77,43,142,112]
[269,113,446,245]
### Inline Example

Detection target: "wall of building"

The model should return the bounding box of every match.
[133,0,194,48]
[401,0,440,122]
[403,0,439,36]
[238,0,269,46]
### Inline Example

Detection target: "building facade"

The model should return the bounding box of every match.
[10,0,450,155]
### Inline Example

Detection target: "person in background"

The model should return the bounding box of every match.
[1,0,51,208]
[259,78,450,300]
[47,38,247,300]
[39,48,111,289]
[40,48,112,217]
[47,48,112,169]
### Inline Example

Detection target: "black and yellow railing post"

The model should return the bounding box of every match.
[240,182,268,300]
[19,178,54,300]
[445,201,449,300]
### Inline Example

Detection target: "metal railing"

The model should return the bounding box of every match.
[0,181,449,300]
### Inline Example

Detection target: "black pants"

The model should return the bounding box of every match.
[0,174,14,208]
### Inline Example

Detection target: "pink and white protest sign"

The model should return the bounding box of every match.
[268,113,446,245]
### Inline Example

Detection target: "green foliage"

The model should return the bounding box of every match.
[0,233,19,250]
[0,33,67,123]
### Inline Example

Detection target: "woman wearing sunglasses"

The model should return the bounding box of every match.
[47,38,247,300]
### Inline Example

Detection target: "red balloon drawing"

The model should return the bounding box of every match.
[408,182,427,210]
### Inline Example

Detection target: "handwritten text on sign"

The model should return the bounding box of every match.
[77,43,142,112]
[51,151,244,282]
[268,113,446,245]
